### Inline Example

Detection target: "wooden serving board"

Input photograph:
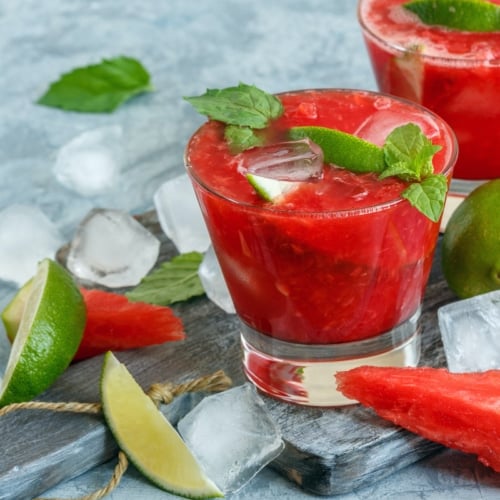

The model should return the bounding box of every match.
[0,210,457,500]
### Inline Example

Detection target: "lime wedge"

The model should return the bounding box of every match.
[289,126,385,174]
[404,0,500,32]
[100,352,223,499]
[1,278,33,343]
[0,259,86,407]
[246,172,297,201]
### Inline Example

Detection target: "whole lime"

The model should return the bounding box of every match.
[442,179,500,298]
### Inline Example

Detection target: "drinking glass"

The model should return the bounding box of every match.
[185,88,457,406]
[358,0,500,195]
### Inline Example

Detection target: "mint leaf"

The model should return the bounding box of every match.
[404,0,500,32]
[37,56,153,113]
[402,174,448,222]
[225,125,264,153]
[125,252,205,305]
[382,123,441,181]
[184,83,283,129]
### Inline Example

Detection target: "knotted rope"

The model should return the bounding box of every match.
[0,369,232,500]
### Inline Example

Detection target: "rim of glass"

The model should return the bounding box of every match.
[357,0,500,66]
[184,88,458,217]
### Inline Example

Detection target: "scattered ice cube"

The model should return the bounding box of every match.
[0,204,64,286]
[355,108,441,146]
[198,246,235,314]
[153,174,210,253]
[239,139,323,181]
[53,125,124,196]
[66,208,160,287]
[177,383,284,494]
[438,290,500,373]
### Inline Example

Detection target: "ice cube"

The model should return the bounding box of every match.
[239,139,323,181]
[355,108,441,146]
[53,125,124,196]
[177,383,284,494]
[438,290,500,373]
[66,208,160,288]
[153,174,211,254]
[198,246,235,314]
[0,204,64,286]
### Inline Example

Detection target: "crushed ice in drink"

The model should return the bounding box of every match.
[355,109,441,146]
[177,383,284,494]
[66,208,160,287]
[154,174,210,253]
[239,139,324,181]
[0,204,64,286]
[198,246,235,314]
[438,290,500,373]
[53,125,124,196]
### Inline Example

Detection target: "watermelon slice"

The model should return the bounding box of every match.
[336,366,500,472]
[74,288,185,361]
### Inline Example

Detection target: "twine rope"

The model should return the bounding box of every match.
[0,369,232,500]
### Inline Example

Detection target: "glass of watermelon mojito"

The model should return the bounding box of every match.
[185,88,457,406]
[358,0,500,194]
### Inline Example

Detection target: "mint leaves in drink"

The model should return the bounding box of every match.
[184,83,283,152]
[404,0,500,32]
[184,83,283,128]
[185,83,448,222]
[37,56,153,113]
[383,124,446,222]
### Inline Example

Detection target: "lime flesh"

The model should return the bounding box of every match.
[100,352,223,499]
[1,278,33,343]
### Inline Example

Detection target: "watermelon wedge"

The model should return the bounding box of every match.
[75,288,185,361]
[336,366,500,472]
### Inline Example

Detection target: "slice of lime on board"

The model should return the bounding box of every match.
[100,351,223,499]
[404,0,500,32]
[0,258,86,407]
[289,126,385,173]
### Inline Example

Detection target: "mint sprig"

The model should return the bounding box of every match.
[224,125,264,153]
[401,174,448,223]
[383,123,445,222]
[125,252,205,305]
[184,82,283,130]
[37,56,153,113]
[404,0,500,32]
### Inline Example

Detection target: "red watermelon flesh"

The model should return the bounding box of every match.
[336,366,500,472]
[74,288,185,361]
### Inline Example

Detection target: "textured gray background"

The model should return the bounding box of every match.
[1,0,499,498]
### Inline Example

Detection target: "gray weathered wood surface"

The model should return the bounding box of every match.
[0,210,457,500]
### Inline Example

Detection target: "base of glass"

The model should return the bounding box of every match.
[241,309,421,407]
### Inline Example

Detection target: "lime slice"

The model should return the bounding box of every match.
[1,278,33,343]
[404,0,500,32]
[289,126,385,174]
[100,352,223,499]
[0,259,86,407]
[246,172,297,201]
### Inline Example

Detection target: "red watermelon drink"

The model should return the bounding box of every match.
[185,86,457,406]
[358,0,500,192]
